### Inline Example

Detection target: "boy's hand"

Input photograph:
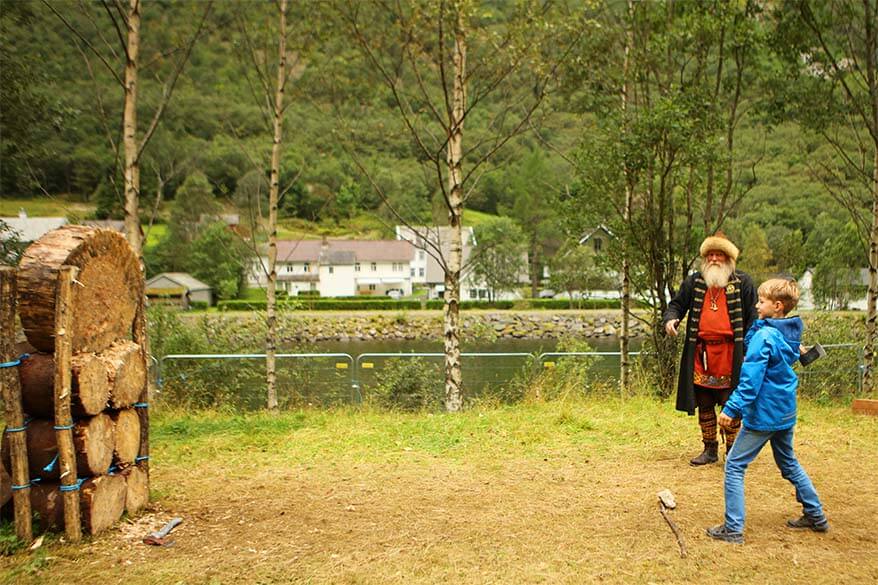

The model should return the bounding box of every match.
[718,412,737,429]
[665,319,680,336]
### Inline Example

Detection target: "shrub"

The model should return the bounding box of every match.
[188,300,209,311]
[368,357,442,411]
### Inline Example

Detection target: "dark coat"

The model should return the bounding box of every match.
[662,270,758,415]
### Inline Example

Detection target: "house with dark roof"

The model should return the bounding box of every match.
[146,272,213,308]
[248,238,415,297]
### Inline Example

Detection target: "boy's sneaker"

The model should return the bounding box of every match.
[786,515,829,532]
[706,524,744,544]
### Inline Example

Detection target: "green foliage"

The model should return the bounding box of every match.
[0,219,26,264]
[525,337,598,401]
[369,358,443,412]
[187,222,249,301]
[471,217,527,301]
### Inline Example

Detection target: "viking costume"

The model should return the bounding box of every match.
[663,235,757,465]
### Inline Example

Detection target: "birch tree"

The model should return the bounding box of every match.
[769,0,878,393]
[43,0,212,257]
[339,0,582,411]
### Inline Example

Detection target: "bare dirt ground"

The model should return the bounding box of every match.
[2,405,877,584]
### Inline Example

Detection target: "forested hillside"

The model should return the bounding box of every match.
[0,1,870,305]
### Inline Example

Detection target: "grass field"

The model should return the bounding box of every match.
[2,397,876,584]
[0,196,94,219]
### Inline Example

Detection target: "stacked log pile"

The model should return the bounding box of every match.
[1,226,148,536]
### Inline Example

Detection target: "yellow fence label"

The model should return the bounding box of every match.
[362,362,374,369]
[543,362,555,368]
[335,363,348,369]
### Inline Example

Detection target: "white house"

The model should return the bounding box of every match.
[395,225,527,301]
[1,210,67,243]
[249,239,415,297]
[798,268,868,310]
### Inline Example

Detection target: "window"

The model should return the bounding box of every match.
[593,237,602,253]
[285,264,294,273]
[371,262,377,271]
[368,284,376,291]
[411,268,416,277]
[469,289,478,299]
[419,268,425,277]
[328,266,334,274]
[418,250,426,261]
[303,262,311,273]
[355,263,361,272]
[479,289,487,299]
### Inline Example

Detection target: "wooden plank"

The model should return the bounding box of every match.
[852,398,878,416]
[54,265,82,541]
[0,266,32,543]
[132,275,150,497]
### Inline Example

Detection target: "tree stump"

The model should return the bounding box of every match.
[124,463,149,515]
[17,226,141,353]
[112,408,141,465]
[80,473,127,535]
[1,414,114,480]
[20,352,110,417]
[30,473,127,535]
[101,341,147,409]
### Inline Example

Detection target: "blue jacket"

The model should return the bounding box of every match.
[722,317,803,431]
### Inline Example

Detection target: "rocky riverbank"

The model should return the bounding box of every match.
[190,310,651,343]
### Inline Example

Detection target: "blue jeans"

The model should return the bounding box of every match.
[724,426,824,533]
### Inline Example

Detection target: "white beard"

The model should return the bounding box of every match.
[702,261,733,289]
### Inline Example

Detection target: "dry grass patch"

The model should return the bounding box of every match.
[2,398,877,584]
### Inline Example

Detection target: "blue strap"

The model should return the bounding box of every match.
[0,353,29,369]
[53,424,74,431]
[4,416,31,433]
[133,402,148,408]
[107,464,119,475]
[43,454,59,473]
[59,478,87,492]
[135,455,150,462]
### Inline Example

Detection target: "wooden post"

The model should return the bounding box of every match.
[133,275,149,484]
[54,266,82,541]
[0,266,33,543]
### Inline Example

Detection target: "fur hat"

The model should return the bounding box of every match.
[700,232,739,261]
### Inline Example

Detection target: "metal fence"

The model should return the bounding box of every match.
[151,345,864,409]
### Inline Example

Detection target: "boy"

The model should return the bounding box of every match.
[706,278,829,544]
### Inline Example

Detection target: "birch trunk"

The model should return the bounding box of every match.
[443,14,466,413]
[619,1,634,394]
[265,0,288,410]
[123,0,142,255]
[863,1,878,395]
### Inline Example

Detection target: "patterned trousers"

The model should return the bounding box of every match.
[695,385,741,450]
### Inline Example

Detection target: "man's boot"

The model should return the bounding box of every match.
[690,441,719,466]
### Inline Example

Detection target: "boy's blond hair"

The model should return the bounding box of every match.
[758,278,800,315]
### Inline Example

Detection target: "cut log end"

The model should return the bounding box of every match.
[20,352,109,417]
[102,341,147,409]
[112,408,141,465]
[125,464,149,516]
[17,226,141,353]
[80,474,127,535]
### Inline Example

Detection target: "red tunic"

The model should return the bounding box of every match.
[693,286,734,389]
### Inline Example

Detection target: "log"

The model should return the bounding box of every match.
[80,473,126,535]
[54,265,82,541]
[1,461,10,508]
[1,414,114,480]
[112,408,141,465]
[19,352,110,417]
[124,463,149,516]
[16,226,141,353]
[101,341,146,409]
[30,474,127,534]
[29,482,64,530]
[1,266,33,542]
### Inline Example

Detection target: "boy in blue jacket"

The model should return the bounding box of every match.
[706,278,829,544]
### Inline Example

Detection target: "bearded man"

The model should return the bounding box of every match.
[663,234,758,466]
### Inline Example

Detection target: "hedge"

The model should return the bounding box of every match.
[217,298,623,311]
